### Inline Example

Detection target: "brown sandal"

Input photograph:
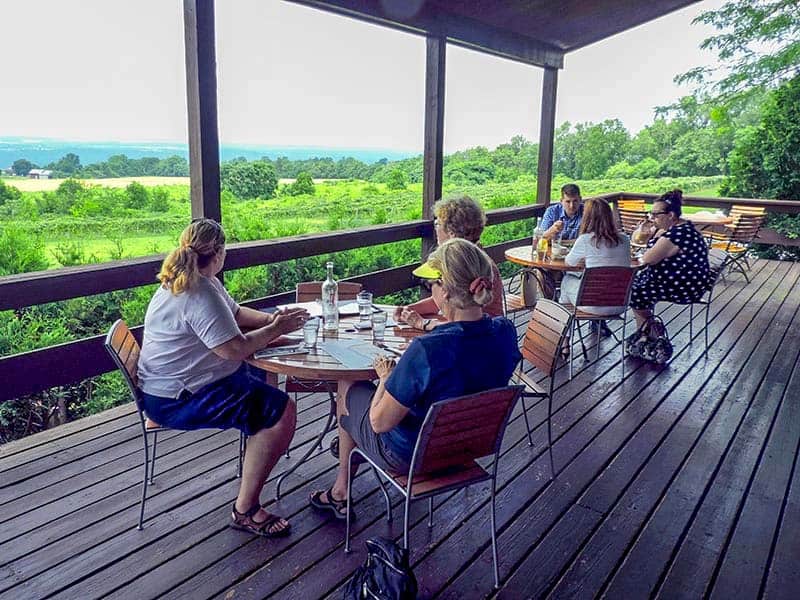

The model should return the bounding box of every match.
[310,487,355,521]
[230,504,291,538]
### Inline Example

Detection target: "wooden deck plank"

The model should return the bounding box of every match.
[1,259,798,600]
[432,260,788,597]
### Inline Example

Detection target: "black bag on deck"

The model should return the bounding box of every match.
[343,537,418,600]
[625,315,673,364]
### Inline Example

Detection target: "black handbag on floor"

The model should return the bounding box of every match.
[625,315,673,364]
[343,537,418,600]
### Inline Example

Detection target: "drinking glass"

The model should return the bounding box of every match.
[371,311,387,343]
[303,318,319,348]
[357,291,373,321]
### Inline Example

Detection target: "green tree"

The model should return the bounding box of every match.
[125,181,149,209]
[386,168,408,190]
[221,160,278,199]
[287,171,315,196]
[48,153,81,176]
[0,179,22,207]
[722,76,800,199]
[12,158,36,176]
[676,0,800,102]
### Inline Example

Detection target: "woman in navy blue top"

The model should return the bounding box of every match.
[310,239,521,519]
[630,189,710,328]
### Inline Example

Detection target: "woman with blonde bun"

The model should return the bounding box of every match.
[138,218,308,538]
[310,238,521,519]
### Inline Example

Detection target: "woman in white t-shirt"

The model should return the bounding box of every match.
[561,198,631,318]
[138,219,308,538]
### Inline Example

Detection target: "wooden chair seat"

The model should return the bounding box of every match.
[390,461,491,498]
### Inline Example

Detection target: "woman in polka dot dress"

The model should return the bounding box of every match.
[630,189,710,328]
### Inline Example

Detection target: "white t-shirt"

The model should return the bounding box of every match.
[561,232,631,316]
[138,276,242,398]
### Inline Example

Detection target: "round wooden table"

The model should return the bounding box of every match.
[250,313,415,381]
[688,213,733,228]
[504,245,642,270]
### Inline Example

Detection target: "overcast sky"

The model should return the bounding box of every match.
[0,0,725,152]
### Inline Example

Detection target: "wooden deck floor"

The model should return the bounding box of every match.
[2,258,800,600]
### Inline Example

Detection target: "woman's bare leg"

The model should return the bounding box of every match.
[330,380,356,501]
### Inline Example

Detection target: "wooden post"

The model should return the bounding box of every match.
[422,35,446,260]
[184,0,222,223]
[536,66,558,207]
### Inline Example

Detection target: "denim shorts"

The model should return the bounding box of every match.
[339,381,409,473]
[141,363,289,436]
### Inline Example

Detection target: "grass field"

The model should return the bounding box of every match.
[0,176,335,192]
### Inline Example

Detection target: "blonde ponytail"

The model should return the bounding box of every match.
[158,219,225,295]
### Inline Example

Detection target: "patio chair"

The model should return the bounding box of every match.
[513,299,573,477]
[708,205,766,283]
[344,385,524,589]
[274,280,362,499]
[662,248,727,357]
[562,266,637,380]
[104,319,245,530]
[616,198,648,235]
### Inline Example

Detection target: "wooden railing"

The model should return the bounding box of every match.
[0,204,544,402]
[1,193,797,404]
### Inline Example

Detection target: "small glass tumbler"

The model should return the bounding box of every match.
[371,311,387,343]
[303,318,319,348]
[357,291,373,321]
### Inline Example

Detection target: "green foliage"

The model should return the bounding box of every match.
[554,120,630,179]
[12,158,36,176]
[51,241,90,267]
[125,181,149,209]
[0,225,48,275]
[47,152,81,177]
[676,0,800,102]
[0,178,22,207]
[721,76,800,200]
[221,160,278,200]
[386,168,408,190]
[286,171,315,196]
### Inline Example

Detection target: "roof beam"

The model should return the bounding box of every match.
[288,0,564,68]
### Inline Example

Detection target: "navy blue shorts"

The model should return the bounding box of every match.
[141,363,289,436]
[339,381,409,473]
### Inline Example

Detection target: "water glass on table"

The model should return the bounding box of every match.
[303,318,319,348]
[371,311,387,343]
[357,290,373,322]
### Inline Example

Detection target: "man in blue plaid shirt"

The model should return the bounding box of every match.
[541,183,583,241]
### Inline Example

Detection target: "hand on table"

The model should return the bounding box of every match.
[399,308,425,330]
[373,355,396,380]
[272,307,310,334]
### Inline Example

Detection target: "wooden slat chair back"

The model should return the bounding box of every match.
[104,319,244,530]
[295,281,363,303]
[274,280,363,499]
[568,266,637,379]
[709,205,766,282]
[344,385,524,589]
[617,199,648,235]
[515,299,572,475]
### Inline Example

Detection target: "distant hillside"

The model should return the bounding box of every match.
[0,137,414,169]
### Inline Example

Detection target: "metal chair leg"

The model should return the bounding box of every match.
[237,432,246,478]
[490,479,500,589]
[595,322,602,360]
[546,392,555,478]
[704,302,710,357]
[403,493,412,550]
[621,315,627,378]
[138,435,150,530]
[345,450,356,554]
[372,466,393,522]
[568,320,575,380]
[521,395,533,446]
[428,497,434,528]
[149,431,159,485]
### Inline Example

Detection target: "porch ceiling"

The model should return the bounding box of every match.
[288,0,701,67]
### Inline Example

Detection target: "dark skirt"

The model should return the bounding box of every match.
[141,363,289,436]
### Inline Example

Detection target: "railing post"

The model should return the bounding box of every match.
[536,66,558,207]
[422,35,446,260]
[184,0,222,223]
